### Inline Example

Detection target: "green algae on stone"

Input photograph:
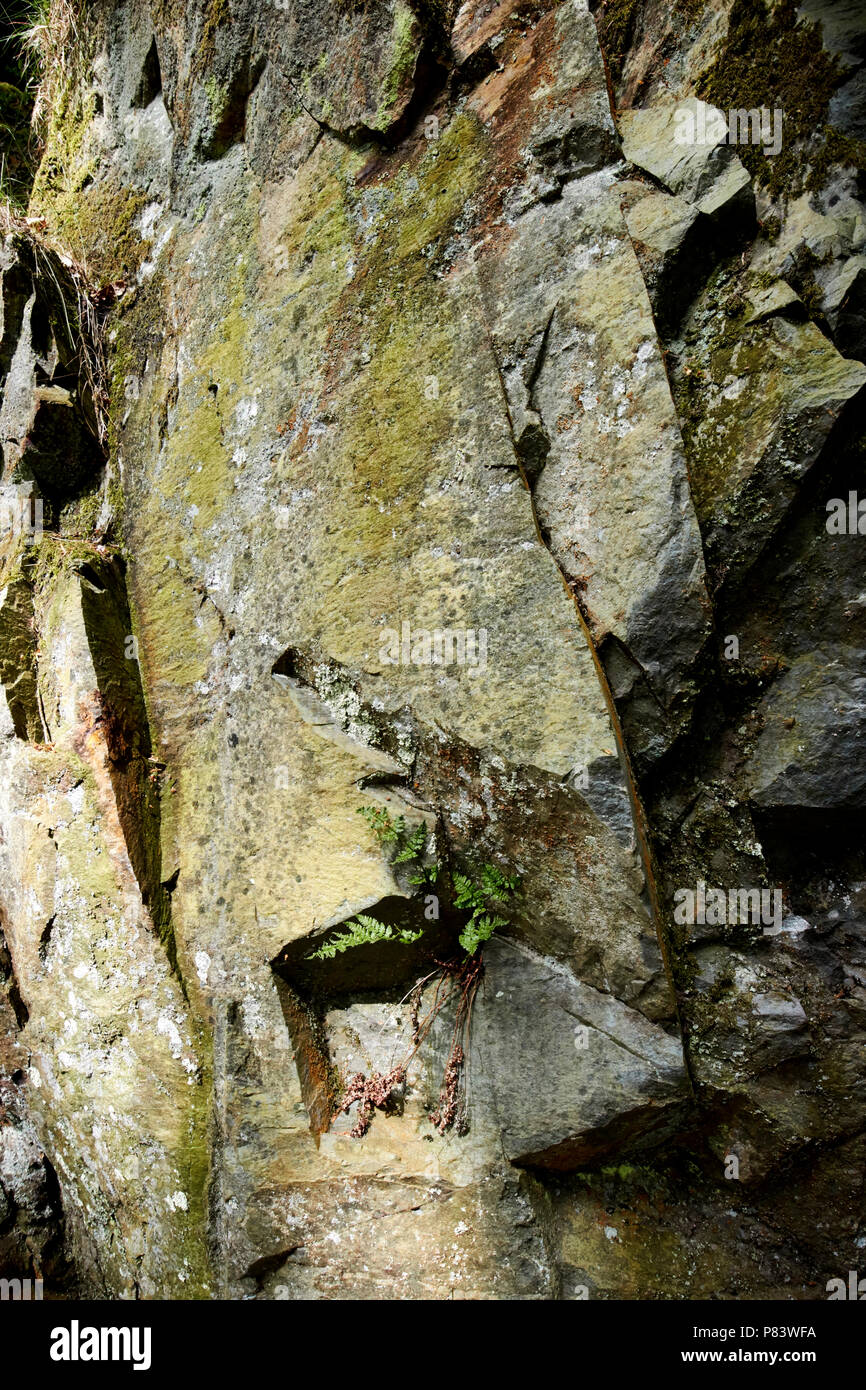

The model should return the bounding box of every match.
[32,150,152,287]
[29,81,99,217]
[374,0,422,131]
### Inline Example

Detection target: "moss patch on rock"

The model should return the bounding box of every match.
[594,0,643,87]
[697,0,866,198]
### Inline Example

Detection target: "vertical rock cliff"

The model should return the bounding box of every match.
[0,0,864,1298]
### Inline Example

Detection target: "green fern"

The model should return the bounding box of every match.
[453,872,484,913]
[358,805,437,879]
[454,863,521,955]
[357,805,406,844]
[480,862,521,899]
[318,817,519,963]
[307,914,423,961]
[408,862,439,886]
[459,911,507,955]
[393,822,428,863]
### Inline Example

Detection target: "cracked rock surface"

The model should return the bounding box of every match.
[0,0,865,1298]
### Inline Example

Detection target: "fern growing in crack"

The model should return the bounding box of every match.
[453,864,521,955]
[317,806,521,961]
[393,821,428,863]
[457,910,507,956]
[407,861,439,886]
[357,804,405,844]
[307,804,522,1137]
[307,914,422,961]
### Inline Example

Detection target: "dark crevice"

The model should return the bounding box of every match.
[482,318,695,1091]
[702,387,866,606]
[377,42,451,151]
[199,54,266,161]
[77,554,186,993]
[0,261,31,383]
[0,916,28,1030]
[518,308,557,485]
[132,36,163,108]
[271,647,301,680]
[1,242,106,535]
[38,916,56,963]
[5,979,29,1031]
[71,562,106,594]
[274,897,451,1004]
[488,307,556,486]
[272,892,457,1138]
[752,806,866,891]
[242,1246,302,1290]
[356,770,431,810]
[288,9,452,156]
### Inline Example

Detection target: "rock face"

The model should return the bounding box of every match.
[0,0,864,1299]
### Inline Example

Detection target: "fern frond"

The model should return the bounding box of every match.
[459,912,507,956]
[453,873,483,911]
[480,863,521,899]
[408,862,439,885]
[357,805,405,844]
[394,823,427,863]
[307,914,422,960]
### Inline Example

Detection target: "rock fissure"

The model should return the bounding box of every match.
[1,0,864,1301]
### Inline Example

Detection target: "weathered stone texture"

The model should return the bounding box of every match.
[0,0,864,1299]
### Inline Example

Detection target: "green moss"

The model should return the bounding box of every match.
[594,0,642,87]
[788,245,825,323]
[804,125,866,196]
[155,237,256,537]
[28,54,152,284]
[375,0,421,129]
[116,195,260,697]
[57,484,103,539]
[32,153,151,288]
[674,0,707,20]
[35,733,214,1294]
[199,0,232,64]
[204,75,227,123]
[113,110,486,703]
[105,276,165,457]
[105,469,125,533]
[0,569,43,741]
[308,114,488,575]
[573,1161,670,1204]
[30,533,114,608]
[696,0,863,199]
[686,983,747,1045]
[29,81,97,217]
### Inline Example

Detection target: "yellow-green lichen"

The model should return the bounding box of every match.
[374,0,421,130]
